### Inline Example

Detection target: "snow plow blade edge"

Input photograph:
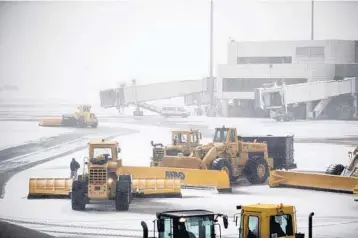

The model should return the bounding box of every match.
[269,170,358,194]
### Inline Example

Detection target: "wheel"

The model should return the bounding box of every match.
[71,180,87,211]
[325,164,345,175]
[243,157,269,184]
[90,121,98,128]
[115,175,132,211]
[210,158,233,181]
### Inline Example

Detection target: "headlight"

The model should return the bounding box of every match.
[108,178,113,184]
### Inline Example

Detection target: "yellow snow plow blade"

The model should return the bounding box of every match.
[28,178,73,198]
[132,178,182,198]
[269,170,358,194]
[119,166,232,193]
[38,117,63,127]
[27,177,182,199]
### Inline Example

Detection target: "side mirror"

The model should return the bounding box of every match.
[117,147,121,153]
[151,140,154,146]
[157,219,165,232]
[141,221,149,238]
[223,215,228,229]
[348,151,352,159]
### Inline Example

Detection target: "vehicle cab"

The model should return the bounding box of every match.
[235,204,313,238]
[141,209,228,238]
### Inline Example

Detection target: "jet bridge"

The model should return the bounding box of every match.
[255,77,358,120]
[100,79,211,110]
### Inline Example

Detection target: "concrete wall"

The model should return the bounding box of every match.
[227,40,355,64]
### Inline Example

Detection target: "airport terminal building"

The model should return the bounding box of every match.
[216,40,358,119]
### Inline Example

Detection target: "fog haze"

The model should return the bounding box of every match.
[0,0,358,103]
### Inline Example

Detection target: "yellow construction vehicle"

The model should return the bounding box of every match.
[141,209,228,238]
[150,128,203,167]
[151,126,295,184]
[235,203,314,238]
[39,105,98,128]
[28,139,232,208]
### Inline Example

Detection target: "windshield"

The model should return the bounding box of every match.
[173,133,188,143]
[160,216,215,238]
[213,128,228,142]
[93,147,113,159]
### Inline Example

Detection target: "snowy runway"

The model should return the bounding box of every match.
[0,119,358,237]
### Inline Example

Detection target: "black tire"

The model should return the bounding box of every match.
[243,157,269,184]
[71,180,87,211]
[90,122,98,128]
[326,164,345,175]
[115,175,132,211]
[210,158,234,182]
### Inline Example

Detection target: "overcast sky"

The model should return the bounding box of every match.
[0,0,358,101]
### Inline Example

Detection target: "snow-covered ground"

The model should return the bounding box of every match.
[0,121,74,151]
[0,121,358,237]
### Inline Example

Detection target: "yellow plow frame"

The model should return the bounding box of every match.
[269,170,358,194]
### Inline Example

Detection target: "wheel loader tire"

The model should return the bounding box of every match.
[90,122,98,128]
[243,157,269,184]
[210,158,234,182]
[71,180,87,211]
[115,175,131,211]
[325,164,345,175]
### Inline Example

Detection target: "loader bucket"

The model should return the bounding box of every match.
[269,170,358,194]
[119,166,232,193]
[132,178,182,198]
[28,178,73,199]
[38,117,63,127]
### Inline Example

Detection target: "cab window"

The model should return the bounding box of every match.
[190,134,198,143]
[270,214,293,237]
[159,218,172,238]
[229,130,236,142]
[213,129,228,142]
[179,216,214,238]
[248,216,259,238]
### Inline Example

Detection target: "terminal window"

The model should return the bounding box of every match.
[296,46,324,57]
[222,78,307,92]
[237,56,292,64]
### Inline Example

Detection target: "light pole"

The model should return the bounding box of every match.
[311,0,314,40]
[208,0,215,116]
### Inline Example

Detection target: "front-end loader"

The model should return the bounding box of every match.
[269,146,358,194]
[150,128,203,167]
[28,140,232,209]
[141,209,228,238]
[235,203,314,238]
[151,126,295,184]
[39,105,98,128]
